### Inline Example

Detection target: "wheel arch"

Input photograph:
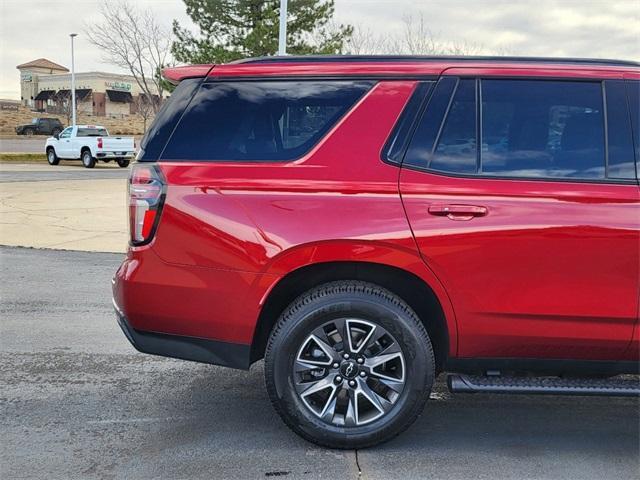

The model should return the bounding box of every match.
[250,260,454,371]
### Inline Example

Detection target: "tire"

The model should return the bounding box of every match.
[25,128,34,136]
[81,150,96,168]
[116,158,130,168]
[265,281,435,449]
[46,148,59,166]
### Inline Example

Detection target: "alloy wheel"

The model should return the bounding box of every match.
[293,318,406,427]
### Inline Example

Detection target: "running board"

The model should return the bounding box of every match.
[447,374,640,397]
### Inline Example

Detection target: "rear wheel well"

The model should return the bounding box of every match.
[250,261,449,371]
[81,147,91,155]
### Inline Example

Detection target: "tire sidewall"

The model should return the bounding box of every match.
[82,151,94,168]
[267,290,433,447]
[47,149,58,165]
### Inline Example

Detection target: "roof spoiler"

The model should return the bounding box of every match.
[162,65,215,85]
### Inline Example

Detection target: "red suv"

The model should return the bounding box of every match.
[113,56,640,448]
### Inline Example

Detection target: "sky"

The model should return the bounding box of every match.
[0,0,638,99]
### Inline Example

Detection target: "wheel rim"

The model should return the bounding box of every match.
[83,153,90,165]
[293,318,406,427]
[48,151,54,163]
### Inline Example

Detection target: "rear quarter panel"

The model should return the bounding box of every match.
[125,81,457,350]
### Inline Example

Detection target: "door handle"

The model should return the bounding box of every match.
[428,204,488,221]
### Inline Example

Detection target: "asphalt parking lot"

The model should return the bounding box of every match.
[0,137,46,153]
[1,246,639,480]
[0,163,128,252]
[0,137,140,154]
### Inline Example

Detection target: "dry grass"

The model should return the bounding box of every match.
[0,153,47,163]
[0,105,152,135]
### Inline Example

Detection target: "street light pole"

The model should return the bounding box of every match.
[278,0,288,55]
[70,33,78,127]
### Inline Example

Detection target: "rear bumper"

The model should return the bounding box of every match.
[96,151,135,158]
[113,299,251,369]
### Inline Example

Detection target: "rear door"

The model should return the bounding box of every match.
[399,74,639,361]
[37,119,47,134]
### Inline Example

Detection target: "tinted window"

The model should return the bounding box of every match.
[403,77,457,168]
[161,81,373,161]
[139,77,202,161]
[605,81,636,179]
[77,127,109,137]
[481,80,605,179]
[384,82,434,164]
[430,79,477,173]
[626,80,640,173]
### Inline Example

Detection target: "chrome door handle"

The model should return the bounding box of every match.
[428,204,488,221]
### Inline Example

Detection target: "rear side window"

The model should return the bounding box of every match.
[138,77,202,161]
[403,77,637,182]
[77,127,108,137]
[481,80,605,179]
[430,79,477,174]
[161,81,373,162]
[402,77,457,168]
[605,81,636,179]
[626,80,640,174]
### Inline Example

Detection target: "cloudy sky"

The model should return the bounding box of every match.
[0,0,638,99]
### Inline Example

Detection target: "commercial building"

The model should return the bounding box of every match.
[17,58,154,117]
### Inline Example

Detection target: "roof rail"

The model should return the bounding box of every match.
[234,55,640,68]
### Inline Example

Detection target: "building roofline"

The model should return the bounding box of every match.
[36,71,138,80]
[16,58,69,71]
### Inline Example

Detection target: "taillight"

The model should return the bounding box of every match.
[97,137,103,148]
[129,164,165,246]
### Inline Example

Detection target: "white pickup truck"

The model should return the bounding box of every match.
[45,125,136,168]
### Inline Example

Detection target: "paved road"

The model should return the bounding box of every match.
[0,162,130,183]
[0,137,46,153]
[1,247,638,480]
[0,137,140,153]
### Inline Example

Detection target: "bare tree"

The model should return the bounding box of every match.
[394,14,440,55]
[52,91,73,124]
[344,14,492,56]
[85,1,171,113]
[343,25,393,55]
[133,94,157,132]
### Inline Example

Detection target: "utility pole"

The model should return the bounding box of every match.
[70,33,78,126]
[278,0,288,55]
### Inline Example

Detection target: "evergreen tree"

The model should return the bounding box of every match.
[172,0,352,64]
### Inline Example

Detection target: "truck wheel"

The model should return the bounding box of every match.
[25,129,34,136]
[264,281,435,449]
[46,148,59,166]
[81,150,96,168]
[117,159,130,168]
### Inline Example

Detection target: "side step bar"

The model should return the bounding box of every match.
[447,374,640,397]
